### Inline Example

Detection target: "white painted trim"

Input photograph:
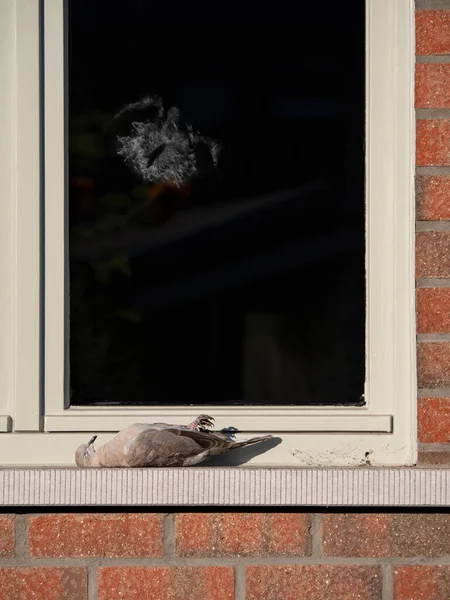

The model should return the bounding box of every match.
[0,0,41,432]
[14,0,42,431]
[44,0,67,417]
[45,413,393,433]
[0,0,16,427]
[1,467,449,506]
[0,0,416,465]
[41,0,416,464]
[0,432,412,467]
[0,417,12,433]
[364,0,416,421]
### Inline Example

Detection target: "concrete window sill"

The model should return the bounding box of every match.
[0,467,449,507]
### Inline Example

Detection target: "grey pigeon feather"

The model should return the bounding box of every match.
[75,415,272,467]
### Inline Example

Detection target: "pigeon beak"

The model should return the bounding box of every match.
[87,435,97,448]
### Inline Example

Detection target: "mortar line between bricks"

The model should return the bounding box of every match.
[234,565,246,600]
[417,333,450,341]
[416,221,450,232]
[87,565,98,600]
[416,278,450,288]
[415,0,450,9]
[382,565,393,600]
[310,514,323,558]
[416,108,450,119]
[3,556,450,567]
[418,388,450,398]
[418,442,450,451]
[416,55,450,63]
[163,513,175,558]
[13,515,28,558]
[416,166,450,175]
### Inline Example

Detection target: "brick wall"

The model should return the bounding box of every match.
[416,3,450,465]
[1,512,450,599]
[2,4,450,600]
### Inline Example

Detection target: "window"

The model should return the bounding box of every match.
[67,0,365,410]
[0,0,416,466]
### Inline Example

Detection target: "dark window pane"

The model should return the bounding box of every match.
[68,0,365,406]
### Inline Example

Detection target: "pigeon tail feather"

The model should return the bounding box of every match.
[229,434,273,449]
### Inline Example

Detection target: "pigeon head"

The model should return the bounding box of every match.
[75,435,98,467]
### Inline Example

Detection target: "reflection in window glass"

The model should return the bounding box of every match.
[68,0,365,406]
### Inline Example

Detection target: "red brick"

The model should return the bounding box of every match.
[416,288,450,333]
[416,63,450,108]
[416,232,450,278]
[417,342,450,388]
[0,568,86,600]
[0,517,14,557]
[416,10,450,56]
[175,513,215,556]
[394,566,450,600]
[416,120,450,166]
[174,513,310,557]
[97,567,234,600]
[323,514,389,557]
[419,398,450,442]
[28,514,163,558]
[418,450,450,466]
[246,565,381,600]
[417,175,450,221]
[323,514,450,557]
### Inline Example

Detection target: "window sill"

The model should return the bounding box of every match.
[0,467,448,507]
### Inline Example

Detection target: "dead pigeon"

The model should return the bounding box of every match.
[75,414,272,467]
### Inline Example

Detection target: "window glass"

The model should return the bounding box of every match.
[68,0,365,406]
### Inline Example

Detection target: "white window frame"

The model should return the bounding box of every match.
[0,0,416,466]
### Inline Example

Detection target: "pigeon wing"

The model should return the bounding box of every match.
[125,428,231,467]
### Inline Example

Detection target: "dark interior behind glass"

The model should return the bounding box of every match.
[68,0,365,406]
